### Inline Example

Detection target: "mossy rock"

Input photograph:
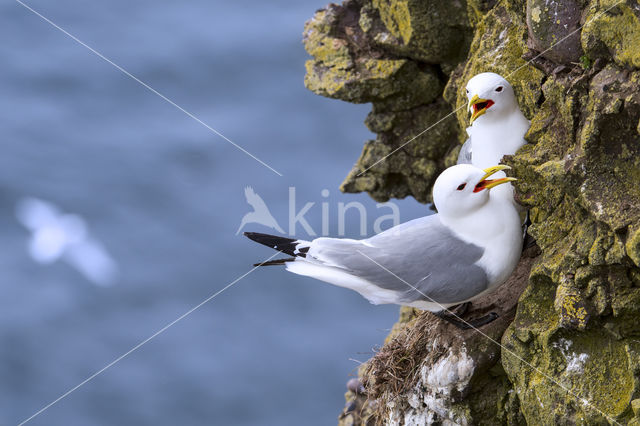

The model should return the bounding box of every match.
[368,0,471,64]
[303,0,471,203]
[302,0,640,424]
[526,0,583,64]
[581,0,640,69]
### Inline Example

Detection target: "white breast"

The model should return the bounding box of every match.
[444,198,522,288]
[469,111,529,170]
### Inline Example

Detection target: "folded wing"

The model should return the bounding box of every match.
[304,215,488,304]
[457,136,472,165]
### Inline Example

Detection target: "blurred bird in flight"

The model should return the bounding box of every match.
[15,197,118,286]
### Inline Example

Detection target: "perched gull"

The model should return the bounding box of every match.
[458,72,530,167]
[245,164,522,329]
[458,73,530,202]
[15,197,118,286]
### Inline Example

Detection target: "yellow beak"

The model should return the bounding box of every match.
[468,94,493,124]
[474,165,517,192]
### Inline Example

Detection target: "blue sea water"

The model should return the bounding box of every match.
[0,1,430,424]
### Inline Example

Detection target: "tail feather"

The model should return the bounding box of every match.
[243,232,307,257]
[253,258,295,267]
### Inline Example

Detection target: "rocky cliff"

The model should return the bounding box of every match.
[303,0,640,424]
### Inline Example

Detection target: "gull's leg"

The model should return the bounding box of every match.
[466,312,499,328]
[450,301,471,316]
[522,210,537,249]
[522,210,531,240]
[432,310,470,329]
[431,302,471,327]
[433,310,499,330]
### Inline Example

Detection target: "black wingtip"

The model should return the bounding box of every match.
[243,231,301,257]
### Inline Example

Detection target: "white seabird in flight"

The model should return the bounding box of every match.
[15,197,118,286]
[245,164,522,329]
[458,73,530,202]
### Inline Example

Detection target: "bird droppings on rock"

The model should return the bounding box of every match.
[305,0,640,424]
[554,338,590,374]
[356,246,537,423]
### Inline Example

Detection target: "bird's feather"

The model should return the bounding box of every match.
[246,216,489,305]
[244,232,308,257]
[301,215,488,304]
[15,198,59,231]
[457,136,473,165]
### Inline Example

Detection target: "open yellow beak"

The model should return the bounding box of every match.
[468,94,494,124]
[473,165,517,192]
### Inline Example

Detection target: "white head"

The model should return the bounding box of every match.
[433,164,516,218]
[465,72,518,125]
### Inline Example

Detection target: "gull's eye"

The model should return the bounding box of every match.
[465,88,469,93]
[495,86,504,92]
[456,183,466,191]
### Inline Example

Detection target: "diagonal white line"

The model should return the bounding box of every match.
[357,0,625,176]
[17,251,280,426]
[356,250,622,425]
[357,105,466,176]
[16,0,283,177]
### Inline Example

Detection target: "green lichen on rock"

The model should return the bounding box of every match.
[303,0,472,203]
[357,249,537,424]
[303,0,640,424]
[444,0,545,143]
[526,0,583,64]
[498,2,640,423]
[339,101,459,202]
[582,0,640,69]
[500,47,640,425]
[369,0,471,63]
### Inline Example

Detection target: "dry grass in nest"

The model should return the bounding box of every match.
[354,248,539,423]
[361,311,447,399]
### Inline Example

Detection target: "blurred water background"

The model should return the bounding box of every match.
[1,1,430,424]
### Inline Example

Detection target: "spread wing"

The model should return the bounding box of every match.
[305,215,488,304]
[15,197,59,231]
[64,239,118,286]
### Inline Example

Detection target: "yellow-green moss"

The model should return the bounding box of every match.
[505,333,638,423]
[372,0,412,43]
[626,226,640,267]
[582,0,640,69]
[303,0,640,424]
[370,0,471,63]
[444,2,545,137]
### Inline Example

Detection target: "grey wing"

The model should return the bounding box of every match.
[457,137,472,164]
[307,216,488,304]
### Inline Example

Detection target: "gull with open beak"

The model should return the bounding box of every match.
[458,73,530,203]
[244,164,522,329]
